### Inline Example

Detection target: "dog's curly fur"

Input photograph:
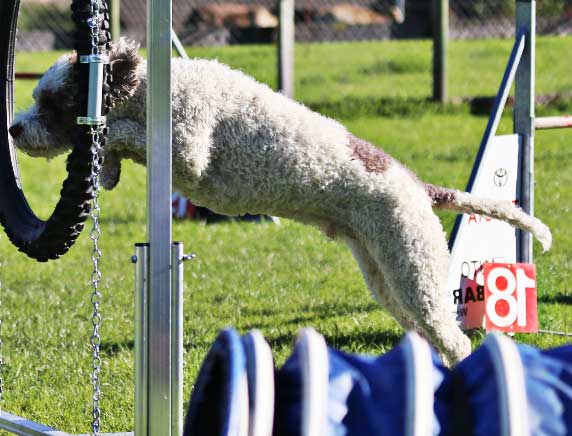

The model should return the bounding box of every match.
[11,39,552,364]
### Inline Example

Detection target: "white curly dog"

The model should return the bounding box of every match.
[10,39,552,364]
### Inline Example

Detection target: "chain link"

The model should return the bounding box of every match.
[89,128,103,436]
[87,1,103,434]
[88,0,101,56]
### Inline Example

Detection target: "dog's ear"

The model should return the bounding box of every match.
[108,38,141,107]
[100,150,122,190]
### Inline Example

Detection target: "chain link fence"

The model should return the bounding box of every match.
[452,0,571,38]
[14,0,572,104]
[15,0,572,50]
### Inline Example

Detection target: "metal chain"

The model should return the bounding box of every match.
[87,1,103,435]
[88,0,101,57]
[89,129,103,436]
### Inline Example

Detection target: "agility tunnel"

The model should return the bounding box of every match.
[185,328,572,436]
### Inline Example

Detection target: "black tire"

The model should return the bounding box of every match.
[0,0,111,261]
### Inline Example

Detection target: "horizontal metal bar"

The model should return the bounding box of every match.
[79,433,133,435]
[535,115,572,130]
[538,329,572,336]
[0,411,71,436]
[0,410,132,436]
[14,72,42,80]
[79,434,132,435]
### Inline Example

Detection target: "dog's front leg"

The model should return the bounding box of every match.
[345,236,418,332]
[100,150,122,190]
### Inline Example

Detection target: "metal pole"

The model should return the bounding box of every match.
[278,0,294,98]
[111,0,120,40]
[134,243,149,436]
[171,242,184,436]
[514,0,535,263]
[432,0,448,102]
[146,0,173,431]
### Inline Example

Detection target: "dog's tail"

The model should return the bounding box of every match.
[426,184,552,251]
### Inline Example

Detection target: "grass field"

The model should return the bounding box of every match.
[2,37,571,433]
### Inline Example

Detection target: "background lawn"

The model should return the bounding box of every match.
[1,37,571,433]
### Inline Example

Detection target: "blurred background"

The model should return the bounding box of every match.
[15,0,572,48]
[14,0,572,108]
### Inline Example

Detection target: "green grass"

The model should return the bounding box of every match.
[2,37,572,433]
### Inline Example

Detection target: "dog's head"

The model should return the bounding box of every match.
[10,38,141,160]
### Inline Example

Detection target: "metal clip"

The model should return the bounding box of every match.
[76,116,107,126]
[77,116,106,126]
[79,54,110,64]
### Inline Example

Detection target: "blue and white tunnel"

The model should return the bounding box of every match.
[184,329,572,436]
[183,328,275,436]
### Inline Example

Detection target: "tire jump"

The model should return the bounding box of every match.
[0,0,112,261]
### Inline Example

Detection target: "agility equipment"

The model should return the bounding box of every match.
[447,0,571,328]
[186,328,572,436]
[0,1,187,430]
[183,329,274,436]
[0,0,112,262]
[0,0,117,432]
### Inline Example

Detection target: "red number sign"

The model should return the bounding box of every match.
[483,263,538,333]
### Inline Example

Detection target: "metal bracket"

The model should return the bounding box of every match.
[182,253,196,262]
[79,54,110,64]
[77,53,109,127]
[77,116,106,126]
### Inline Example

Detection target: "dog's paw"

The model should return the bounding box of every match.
[100,151,122,190]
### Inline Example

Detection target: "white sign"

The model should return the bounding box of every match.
[447,134,521,327]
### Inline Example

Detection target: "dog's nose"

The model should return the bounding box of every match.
[9,122,23,139]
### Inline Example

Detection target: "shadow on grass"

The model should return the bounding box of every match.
[539,292,572,305]
[308,94,572,121]
[242,300,380,321]
[309,96,469,120]
[98,216,145,225]
[262,329,403,354]
[100,340,135,356]
[322,329,403,351]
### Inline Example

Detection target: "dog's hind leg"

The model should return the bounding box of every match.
[363,215,471,365]
[365,231,470,364]
[349,233,469,364]
[352,172,471,364]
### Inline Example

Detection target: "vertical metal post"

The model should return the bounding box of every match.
[134,243,149,436]
[111,0,120,40]
[514,0,535,263]
[147,0,173,431]
[433,0,448,102]
[278,0,294,98]
[171,242,184,436]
